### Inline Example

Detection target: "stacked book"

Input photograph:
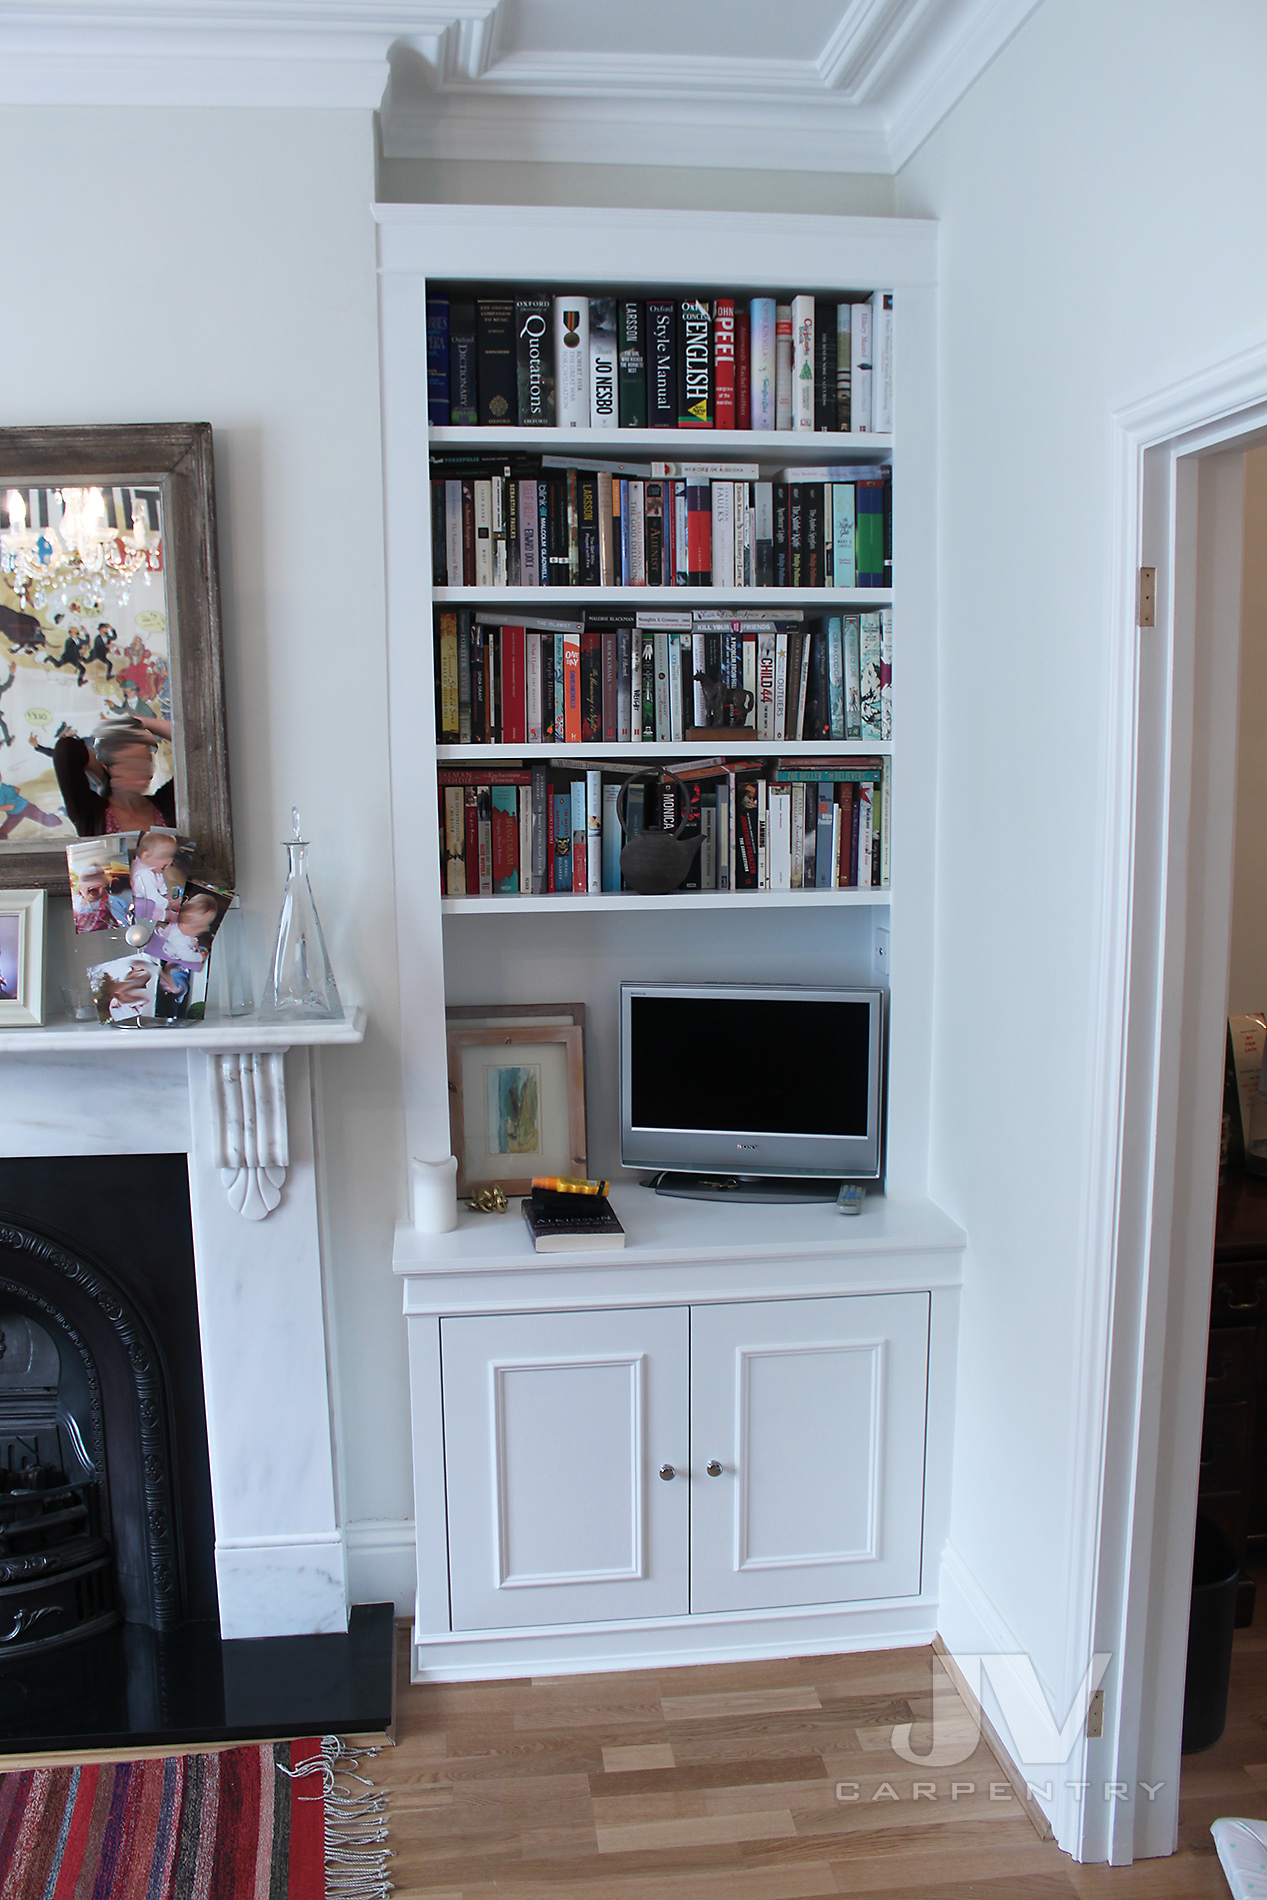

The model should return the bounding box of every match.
[430,454,891,589]
[522,1179,625,1253]
[437,756,891,899]
[435,608,893,748]
[428,292,893,435]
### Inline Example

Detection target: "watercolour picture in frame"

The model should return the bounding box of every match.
[0,425,232,893]
[447,1020,587,1198]
[0,888,46,1025]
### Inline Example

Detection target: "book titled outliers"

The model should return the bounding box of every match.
[436,755,891,900]
[427,291,894,435]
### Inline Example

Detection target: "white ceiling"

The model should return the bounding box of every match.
[0,0,1043,173]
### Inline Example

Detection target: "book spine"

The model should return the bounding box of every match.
[443,783,465,894]
[775,304,793,431]
[753,481,773,588]
[880,754,891,888]
[653,631,671,740]
[629,479,646,585]
[644,480,665,585]
[791,294,815,432]
[750,297,776,430]
[641,631,656,739]
[578,471,600,585]
[856,478,885,586]
[756,629,776,739]
[713,298,735,432]
[773,483,788,586]
[832,483,856,588]
[879,604,893,741]
[711,482,734,599]
[449,302,477,424]
[516,297,554,426]
[437,610,459,742]
[805,484,823,588]
[816,786,834,888]
[426,293,450,426]
[431,480,447,584]
[790,781,804,888]
[564,628,582,742]
[858,781,873,889]
[616,627,632,741]
[571,777,587,893]
[501,624,526,745]
[518,785,533,897]
[802,783,816,887]
[473,478,493,586]
[553,787,571,891]
[789,483,803,588]
[699,796,716,891]
[691,629,708,728]
[848,782,861,886]
[617,299,647,428]
[814,301,834,433]
[476,298,516,426]
[477,785,493,894]
[667,631,683,740]
[646,300,677,428]
[526,631,543,743]
[686,480,712,585]
[872,292,893,433]
[678,298,713,427]
[795,625,811,740]
[735,309,751,435]
[589,296,618,429]
[456,608,472,743]
[580,626,602,741]
[554,296,589,428]
[843,613,862,739]
[468,623,485,741]
[617,479,628,583]
[602,780,622,891]
[461,477,476,584]
[597,472,614,586]
[586,769,602,894]
[768,783,791,890]
[742,629,757,722]
[717,777,731,890]
[567,468,579,586]
[826,616,845,740]
[774,630,788,741]
[537,479,550,589]
[757,778,768,888]
[674,481,689,586]
[601,631,619,742]
[552,633,564,741]
[629,629,642,741]
[850,300,873,434]
[518,481,538,586]
[860,610,883,739]
[491,475,507,586]
[836,304,852,430]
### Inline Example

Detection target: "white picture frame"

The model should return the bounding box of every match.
[0,887,46,1025]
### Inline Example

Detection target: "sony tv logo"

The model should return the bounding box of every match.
[736,1142,760,1151]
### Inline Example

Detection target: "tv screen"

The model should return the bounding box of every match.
[620,983,883,1184]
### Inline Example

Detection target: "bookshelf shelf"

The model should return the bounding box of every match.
[431,425,893,460]
[441,888,890,916]
[434,586,893,607]
[435,741,892,763]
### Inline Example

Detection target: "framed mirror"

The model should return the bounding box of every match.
[0,424,233,890]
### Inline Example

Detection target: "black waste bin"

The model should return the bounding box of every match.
[1182,1516,1239,1753]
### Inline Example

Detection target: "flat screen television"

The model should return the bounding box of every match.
[619,983,884,1201]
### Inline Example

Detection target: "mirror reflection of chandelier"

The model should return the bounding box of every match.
[1,486,156,616]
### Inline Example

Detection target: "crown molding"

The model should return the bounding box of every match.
[0,0,1044,171]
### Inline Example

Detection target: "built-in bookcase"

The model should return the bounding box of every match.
[375,204,937,1196]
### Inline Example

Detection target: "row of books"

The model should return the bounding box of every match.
[437,758,891,897]
[430,456,891,590]
[427,291,894,435]
[434,609,893,747]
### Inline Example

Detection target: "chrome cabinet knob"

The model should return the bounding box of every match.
[706,1459,724,1477]
[659,1463,676,1481]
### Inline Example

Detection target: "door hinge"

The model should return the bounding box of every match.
[1086,1688,1105,1739]
[1138,567,1156,628]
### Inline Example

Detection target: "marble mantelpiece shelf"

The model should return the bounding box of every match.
[0,1005,366,1054]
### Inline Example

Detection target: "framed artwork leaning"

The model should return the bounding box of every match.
[446,1011,587,1198]
[0,888,46,1026]
[0,424,233,891]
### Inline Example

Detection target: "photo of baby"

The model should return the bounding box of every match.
[67,833,137,935]
[152,879,232,971]
[129,827,195,923]
[88,953,160,1024]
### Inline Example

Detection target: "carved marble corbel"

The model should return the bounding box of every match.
[208,1051,290,1220]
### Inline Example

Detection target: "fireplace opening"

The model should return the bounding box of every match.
[0,1155,217,1656]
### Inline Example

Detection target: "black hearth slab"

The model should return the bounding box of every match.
[0,1604,394,1755]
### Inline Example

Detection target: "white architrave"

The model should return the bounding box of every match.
[209,1050,290,1220]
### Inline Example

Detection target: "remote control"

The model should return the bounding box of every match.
[836,1183,865,1215]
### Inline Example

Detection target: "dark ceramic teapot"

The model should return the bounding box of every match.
[617,769,702,895]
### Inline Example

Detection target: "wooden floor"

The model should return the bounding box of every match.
[379,1584,1267,1898]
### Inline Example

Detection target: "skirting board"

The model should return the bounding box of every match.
[411,1595,940,1683]
[932,1633,1053,1843]
[346,1518,418,1617]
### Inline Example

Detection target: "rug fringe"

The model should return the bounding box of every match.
[278,1736,395,1897]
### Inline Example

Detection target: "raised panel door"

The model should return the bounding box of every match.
[442,1305,689,1630]
[690,1293,930,1613]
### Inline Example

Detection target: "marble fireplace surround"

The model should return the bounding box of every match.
[0,1010,365,1642]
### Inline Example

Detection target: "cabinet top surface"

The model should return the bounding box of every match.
[394,1186,965,1279]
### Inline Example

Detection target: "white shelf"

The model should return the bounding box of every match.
[434,586,892,607]
[394,1186,962,1281]
[430,426,893,460]
[442,890,888,915]
[0,1004,367,1055]
[436,741,891,762]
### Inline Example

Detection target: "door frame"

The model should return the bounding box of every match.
[1064,335,1267,1862]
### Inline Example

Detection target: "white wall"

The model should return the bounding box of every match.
[896,0,1267,1761]
[0,107,412,1544]
[1229,446,1267,1015]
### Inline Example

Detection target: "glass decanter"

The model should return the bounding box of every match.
[263,808,342,1020]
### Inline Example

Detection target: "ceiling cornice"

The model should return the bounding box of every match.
[0,0,1043,172]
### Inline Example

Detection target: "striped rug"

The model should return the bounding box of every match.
[0,1736,390,1900]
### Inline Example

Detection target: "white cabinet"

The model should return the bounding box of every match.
[689,1293,928,1614]
[441,1305,689,1630]
[439,1288,929,1636]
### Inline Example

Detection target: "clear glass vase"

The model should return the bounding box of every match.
[263,810,342,1020]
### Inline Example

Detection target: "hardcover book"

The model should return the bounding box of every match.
[677,298,712,428]
[713,298,736,431]
[449,302,478,426]
[617,300,647,428]
[646,300,677,428]
[427,293,450,426]
[791,295,814,432]
[476,299,516,426]
[860,610,882,739]
[850,300,873,434]
[836,305,852,430]
[872,292,894,433]
[516,297,555,426]
[735,308,751,433]
[749,298,776,430]
[554,296,589,428]
[775,305,793,431]
[589,297,618,429]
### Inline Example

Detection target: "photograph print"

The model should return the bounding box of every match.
[0,912,17,1000]
[0,426,233,891]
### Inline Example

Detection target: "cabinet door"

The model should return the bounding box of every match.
[442,1306,690,1630]
[690,1293,929,1613]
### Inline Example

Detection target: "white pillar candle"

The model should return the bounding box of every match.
[412,1154,458,1234]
